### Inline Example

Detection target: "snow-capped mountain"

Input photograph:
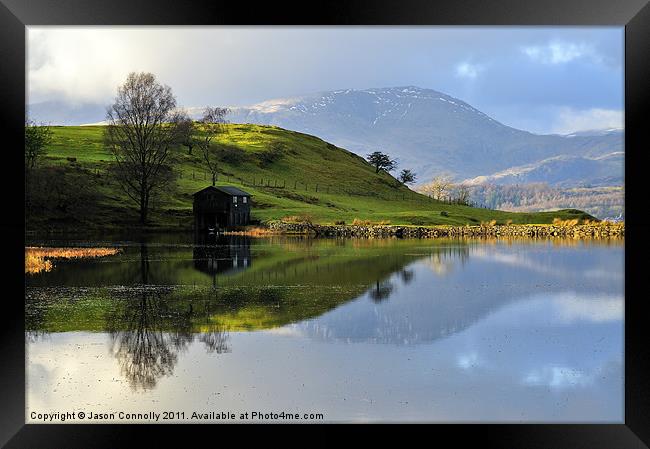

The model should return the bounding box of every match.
[226,86,623,183]
[29,86,624,188]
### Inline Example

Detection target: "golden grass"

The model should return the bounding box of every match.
[282,214,315,224]
[25,247,121,274]
[552,218,580,227]
[223,227,278,236]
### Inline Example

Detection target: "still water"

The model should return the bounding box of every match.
[25,235,624,423]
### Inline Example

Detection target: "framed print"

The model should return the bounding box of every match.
[1,0,649,446]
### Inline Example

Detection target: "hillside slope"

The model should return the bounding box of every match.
[27,124,593,231]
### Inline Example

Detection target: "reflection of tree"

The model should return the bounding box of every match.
[425,246,470,276]
[199,323,230,354]
[108,243,177,390]
[399,269,414,284]
[370,280,394,302]
[108,288,178,391]
[106,243,230,390]
[199,300,231,354]
[25,330,48,343]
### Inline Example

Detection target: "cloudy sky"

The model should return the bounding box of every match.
[27,26,623,134]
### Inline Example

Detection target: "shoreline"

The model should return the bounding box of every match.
[265,221,625,239]
[25,221,625,240]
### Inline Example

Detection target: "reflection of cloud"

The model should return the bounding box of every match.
[472,248,563,277]
[552,293,622,323]
[457,352,482,370]
[583,268,624,282]
[524,366,593,388]
[266,325,305,338]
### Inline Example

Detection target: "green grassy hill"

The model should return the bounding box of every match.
[28,124,593,230]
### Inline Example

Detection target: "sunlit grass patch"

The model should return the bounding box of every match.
[25,247,121,274]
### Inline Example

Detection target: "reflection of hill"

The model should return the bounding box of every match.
[26,239,471,333]
[27,238,622,339]
[294,242,623,345]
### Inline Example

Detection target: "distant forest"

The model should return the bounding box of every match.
[466,183,624,220]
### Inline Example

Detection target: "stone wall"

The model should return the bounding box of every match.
[267,221,624,239]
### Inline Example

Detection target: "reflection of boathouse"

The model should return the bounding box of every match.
[193,186,251,233]
[193,235,252,276]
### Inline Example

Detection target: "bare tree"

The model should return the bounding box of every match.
[196,107,229,186]
[366,151,397,174]
[417,175,454,200]
[398,169,417,185]
[452,184,471,205]
[104,72,182,225]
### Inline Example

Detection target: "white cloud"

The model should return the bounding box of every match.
[521,41,600,65]
[551,107,624,134]
[455,62,484,79]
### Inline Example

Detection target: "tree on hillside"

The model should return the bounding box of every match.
[366,151,396,174]
[417,175,453,200]
[398,169,417,185]
[452,184,471,205]
[104,72,183,225]
[25,119,53,172]
[197,107,230,186]
[175,111,197,155]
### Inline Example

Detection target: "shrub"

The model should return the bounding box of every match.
[440,211,449,217]
[219,146,247,165]
[334,220,346,225]
[352,218,372,226]
[258,142,285,167]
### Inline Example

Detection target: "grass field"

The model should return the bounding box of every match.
[29,124,594,230]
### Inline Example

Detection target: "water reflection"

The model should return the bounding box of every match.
[105,244,230,390]
[193,234,252,277]
[369,281,394,303]
[25,237,623,421]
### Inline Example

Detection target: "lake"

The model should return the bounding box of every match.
[25,235,624,423]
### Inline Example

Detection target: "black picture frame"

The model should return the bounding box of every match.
[1,0,648,446]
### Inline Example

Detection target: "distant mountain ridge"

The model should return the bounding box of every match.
[225,86,623,184]
[29,86,624,187]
